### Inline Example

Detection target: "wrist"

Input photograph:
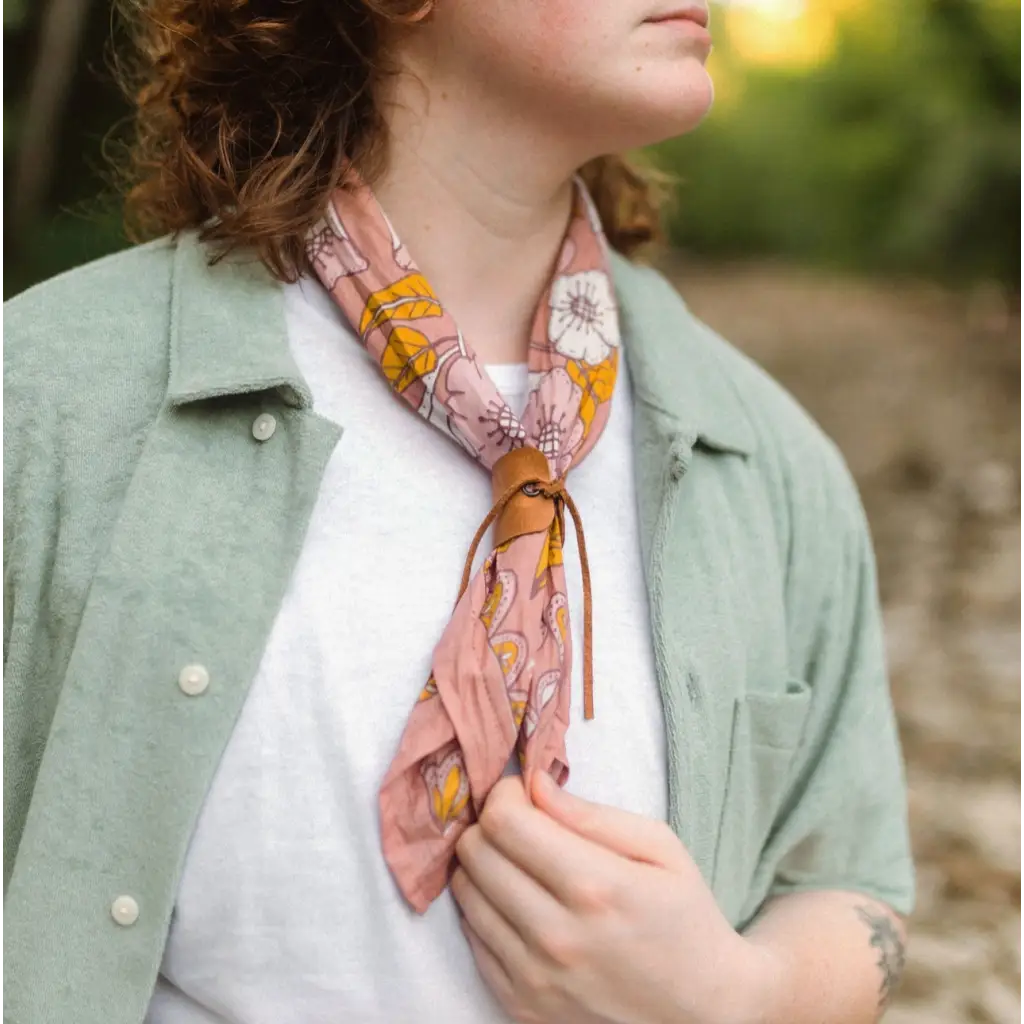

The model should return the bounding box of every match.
[716,935,793,1024]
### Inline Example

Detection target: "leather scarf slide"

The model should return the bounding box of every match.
[306,173,620,913]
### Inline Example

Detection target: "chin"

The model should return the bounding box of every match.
[641,67,715,139]
[596,69,715,150]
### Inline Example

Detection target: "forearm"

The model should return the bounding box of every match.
[738,889,907,1024]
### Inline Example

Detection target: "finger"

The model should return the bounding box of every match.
[477,777,627,904]
[531,771,690,870]
[450,866,531,979]
[455,823,569,949]
[459,917,519,1014]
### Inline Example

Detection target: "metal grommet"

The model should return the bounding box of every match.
[521,483,542,497]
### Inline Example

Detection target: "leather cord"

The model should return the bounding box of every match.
[457,475,595,720]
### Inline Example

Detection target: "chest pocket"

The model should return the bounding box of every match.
[710,680,812,923]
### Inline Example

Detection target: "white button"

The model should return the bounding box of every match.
[111,895,139,927]
[252,413,277,441]
[178,663,210,696]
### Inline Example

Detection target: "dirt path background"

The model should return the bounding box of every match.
[666,260,1020,1024]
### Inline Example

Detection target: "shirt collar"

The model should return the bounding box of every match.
[166,232,757,456]
[165,231,314,410]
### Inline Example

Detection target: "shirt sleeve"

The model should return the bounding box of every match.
[741,445,916,925]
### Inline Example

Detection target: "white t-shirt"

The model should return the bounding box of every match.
[145,276,667,1024]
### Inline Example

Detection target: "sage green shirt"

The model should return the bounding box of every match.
[3,233,914,1024]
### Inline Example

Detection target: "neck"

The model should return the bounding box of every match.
[367,68,583,364]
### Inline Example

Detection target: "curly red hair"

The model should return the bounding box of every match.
[116,0,669,279]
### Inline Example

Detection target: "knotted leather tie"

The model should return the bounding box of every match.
[459,446,595,721]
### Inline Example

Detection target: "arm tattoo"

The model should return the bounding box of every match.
[855,904,906,1010]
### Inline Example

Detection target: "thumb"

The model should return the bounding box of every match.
[530,770,691,870]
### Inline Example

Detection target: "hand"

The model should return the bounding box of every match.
[452,773,780,1024]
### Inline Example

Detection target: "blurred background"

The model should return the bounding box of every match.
[4,0,1021,1019]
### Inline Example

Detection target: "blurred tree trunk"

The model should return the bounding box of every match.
[12,0,93,239]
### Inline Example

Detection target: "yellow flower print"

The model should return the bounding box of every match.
[431,766,468,831]
[381,325,438,393]
[508,689,528,729]
[480,579,505,631]
[480,569,517,635]
[492,638,519,676]
[533,519,565,587]
[359,273,443,338]
[555,604,568,646]
[422,747,471,834]
[489,631,527,687]
[567,353,618,437]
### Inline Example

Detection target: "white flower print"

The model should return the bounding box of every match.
[481,399,527,454]
[535,401,571,463]
[548,270,620,365]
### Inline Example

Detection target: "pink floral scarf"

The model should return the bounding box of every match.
[306,176,620,913]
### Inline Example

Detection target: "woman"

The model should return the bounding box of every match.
[3,1,914,1022]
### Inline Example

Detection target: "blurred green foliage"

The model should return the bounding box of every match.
[655,0,1020,285]
[3,0,29,30]
[4,0,131,297]
[3,0,1020,299]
